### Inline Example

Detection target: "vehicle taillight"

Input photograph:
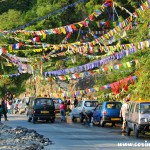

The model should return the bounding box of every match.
[54,110,56,114]
[103,110,107,115]
[33,110,36,114]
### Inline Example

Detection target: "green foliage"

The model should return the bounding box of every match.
[0,0,149,99]
[0,9,24,30]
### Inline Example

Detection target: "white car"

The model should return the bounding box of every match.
[71,100,98,122]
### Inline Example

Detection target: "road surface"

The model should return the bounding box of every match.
[2,114,150,150]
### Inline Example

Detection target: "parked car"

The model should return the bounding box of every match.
[27,97,55,123]
[125,99,150,138]
[52,98,63,113]
[93,101,122,127]
[71,100,98,122]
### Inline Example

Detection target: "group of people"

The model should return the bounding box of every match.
[0,98,9,122]
[59,96,78,122]
[60,96,93,126]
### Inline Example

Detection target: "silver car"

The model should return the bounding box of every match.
[71,100,98,122]
[125,100,150,138]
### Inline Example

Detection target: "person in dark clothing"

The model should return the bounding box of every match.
[73,96,78,107]
[63,97,68,111]
[80,107,93,126]
[1,98,8,121]
[80,107,93,125]
[67,99,71,112]
[0,103,3,122]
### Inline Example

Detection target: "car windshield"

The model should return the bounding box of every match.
[84,101,98,107]
[106,102,122,109]
[53,98,62,104]
[35,98,53,106]
[140,103,150,114]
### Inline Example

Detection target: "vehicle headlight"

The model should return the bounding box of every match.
[140,118,148,122]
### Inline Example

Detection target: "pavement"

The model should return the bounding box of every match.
[1,114,150,150]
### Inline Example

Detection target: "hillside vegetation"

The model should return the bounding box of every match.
[0,0,149,100]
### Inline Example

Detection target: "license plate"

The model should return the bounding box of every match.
[111,118,120,121]
[41,111,49,114]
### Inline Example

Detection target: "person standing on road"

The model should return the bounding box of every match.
[67,99,71,112]
[24,94,30,105]
[73,96,78,107]
[63,96,67,112]
[120,98,129,132]
[2,98,8,121]
[60,101,66,122]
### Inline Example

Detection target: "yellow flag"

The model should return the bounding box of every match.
[95,87,99,92]
[77,22,83,27]
[113,22,116,27]
[9,45,12,51]
[66,75,71,80]
[126,62,131,67]
[95,69,100,73]
[145,41,149,47]
[137,43,140,49]
[61,27,66,34]
[96,21,100,28]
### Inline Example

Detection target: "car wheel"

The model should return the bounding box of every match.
[27,115,31,122]
[72,115,76,122]
[79,114,83,123]
[126,123,131,136]
[51,118,55,123]
[100,119,105,127]
[134,125,139,138]
[46,119,49,123]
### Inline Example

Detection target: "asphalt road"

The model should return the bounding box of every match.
[2,114,150,150]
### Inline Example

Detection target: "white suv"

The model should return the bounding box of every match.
[71,100,98,122]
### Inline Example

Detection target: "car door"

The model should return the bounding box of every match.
[76,101,82,117]
[72,101,82,117]
[129,102,136,129]
[27,99,34,116]
[134,103,140,124]
[93,103,102,122]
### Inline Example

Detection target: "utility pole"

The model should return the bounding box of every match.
[112,1,115,21]
[33,70,36,97]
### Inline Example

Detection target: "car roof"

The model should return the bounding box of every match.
[35,97,53,99]
[82,100,98,101]
[129,100,150,103]
[104,101,121,103]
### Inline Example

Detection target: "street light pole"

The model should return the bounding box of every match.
[33,70,36,97]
